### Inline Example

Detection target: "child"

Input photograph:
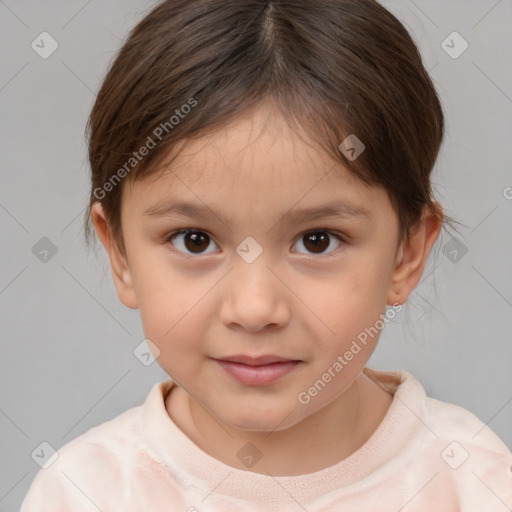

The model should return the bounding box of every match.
[21,0,512,510]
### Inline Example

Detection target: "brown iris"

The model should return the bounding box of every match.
[302,232,330,254]
[183,231,210,253]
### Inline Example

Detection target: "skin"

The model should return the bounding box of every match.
[92,101,442,477]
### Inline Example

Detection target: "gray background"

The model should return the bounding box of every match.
[1,0,511,510]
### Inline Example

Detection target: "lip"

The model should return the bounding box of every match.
[214,358,301,386]
[214,354,299,366]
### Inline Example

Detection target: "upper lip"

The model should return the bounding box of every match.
[214,355,299,366]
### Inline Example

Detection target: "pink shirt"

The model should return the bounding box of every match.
[20,369,512,511]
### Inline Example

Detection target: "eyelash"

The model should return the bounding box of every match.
[164,228,346,259]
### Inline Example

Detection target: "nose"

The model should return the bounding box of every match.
[219,257,290,333]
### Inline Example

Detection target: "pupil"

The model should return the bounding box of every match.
[186,232,209,253]
[305,232,329,253]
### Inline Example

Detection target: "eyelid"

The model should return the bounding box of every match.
[300,228,346,241]
[165,227,213,241]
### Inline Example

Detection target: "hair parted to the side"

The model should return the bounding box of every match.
[84,0,463,257]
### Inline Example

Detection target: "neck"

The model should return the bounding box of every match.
[167,370,393,476]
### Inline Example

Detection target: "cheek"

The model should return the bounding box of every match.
[134,265,215,362]
[303,265,389,334]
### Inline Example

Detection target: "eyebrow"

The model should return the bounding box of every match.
[143,200,371,225]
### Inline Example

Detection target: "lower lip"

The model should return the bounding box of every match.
[215,360,300,386]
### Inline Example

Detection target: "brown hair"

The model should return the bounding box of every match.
[84,0,461,256]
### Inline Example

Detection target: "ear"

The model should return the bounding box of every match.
[90,202,138,309]
[387,203,443,306]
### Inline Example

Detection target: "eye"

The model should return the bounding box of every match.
[166,228,345,258]
[292,230,344,257]
[167,229,219,255]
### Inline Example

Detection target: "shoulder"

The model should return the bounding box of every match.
[20,402,165,511]
[424,394,510,455]
[423,396,512,510]
[405,372,512,509]
[368,368,512,509]
[371,367,510,455]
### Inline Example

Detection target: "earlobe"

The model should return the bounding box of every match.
[387,205,443,306]
[90,203,138,309]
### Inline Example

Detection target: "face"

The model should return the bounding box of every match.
[100,104,419,433]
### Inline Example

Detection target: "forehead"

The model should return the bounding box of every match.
[121,105,393,226]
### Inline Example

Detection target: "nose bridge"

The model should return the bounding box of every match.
[233,241,280,298]
[219,244,289,331]
[236,247,274,288]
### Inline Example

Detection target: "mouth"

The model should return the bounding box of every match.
[212,355,301,386]
[214,354,301,366]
